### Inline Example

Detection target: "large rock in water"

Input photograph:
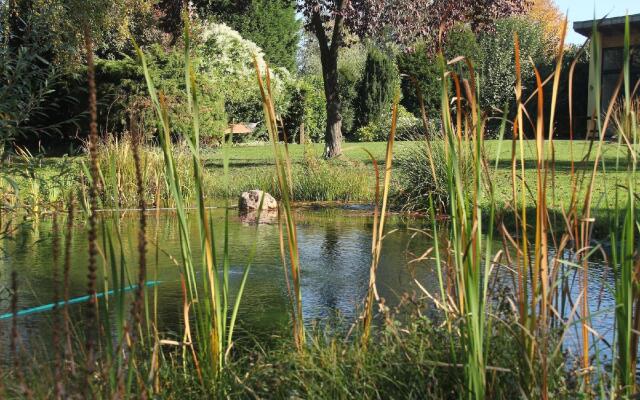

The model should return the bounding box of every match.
[238,190,278,211]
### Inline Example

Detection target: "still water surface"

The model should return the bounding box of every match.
[0,207,616,359]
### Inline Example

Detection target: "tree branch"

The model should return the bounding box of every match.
[311,9,330,57]
[329,0,346,55]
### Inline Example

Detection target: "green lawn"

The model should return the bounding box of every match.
[201,140,633,166]
[2,140,637,213]
[199,139,637,212]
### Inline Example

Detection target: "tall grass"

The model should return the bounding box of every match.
[610,15,640,398]
[409,15,639,399]
[135,17,258,381]
[254,59,306,349]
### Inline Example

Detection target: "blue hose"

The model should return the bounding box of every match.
[0,281,161,320]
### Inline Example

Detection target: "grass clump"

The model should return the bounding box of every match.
[393,138,472,212]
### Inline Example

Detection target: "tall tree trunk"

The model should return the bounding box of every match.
[311,5,345,159]
[322,55,343,158]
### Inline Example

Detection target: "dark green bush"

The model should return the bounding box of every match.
[282,77,327,143]
[89,46,227,142]
[397,41,442,119]
[353,105,422,142]
[355,47,397,129]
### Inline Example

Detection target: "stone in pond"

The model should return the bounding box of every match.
[238,190,278,211]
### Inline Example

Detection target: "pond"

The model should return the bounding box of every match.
[0,207,617,362]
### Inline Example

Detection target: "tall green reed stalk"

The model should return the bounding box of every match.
[135,17,255,380]
[361,92,399,346]
[610,15,639,398]
[421,17,578,398]
[254,59,305,350]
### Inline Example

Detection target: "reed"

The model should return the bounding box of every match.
[254,59,305,350]
[82,26,100,380]
[610,15,640,398]
[62,194,76,375]
[134,17,256,384]
[361,92,399,346]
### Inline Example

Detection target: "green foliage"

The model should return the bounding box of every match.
[355,47,397,129]
[91,46,227,141]
[393,139,472,211]
[396,41,441,118]
[353,105,421,142]
[478,17,550,115]
[337,45,367,137]
[282,76,327,143]
[398,27,481,120]
[444,23,483,63]
[0,6,81,145]
[226,0,300,71]
[198,22,291,129]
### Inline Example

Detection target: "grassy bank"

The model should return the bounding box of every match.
[2,139,637,214]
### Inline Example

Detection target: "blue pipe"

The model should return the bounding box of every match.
[0,281,161,320]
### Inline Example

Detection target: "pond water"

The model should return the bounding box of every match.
[0,207,617,361]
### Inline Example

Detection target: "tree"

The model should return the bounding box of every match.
[299,0,531,158]
[187,0,300,71]
[528,0,564,52]
[355,46,396,129]
[227,0,300,71]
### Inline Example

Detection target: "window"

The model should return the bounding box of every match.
[601,46,640,113]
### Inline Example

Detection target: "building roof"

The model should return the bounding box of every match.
[225,123,258,135]
[574,13,640,37]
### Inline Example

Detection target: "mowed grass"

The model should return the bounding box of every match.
[4,140,637,211]
[201,139,637,211]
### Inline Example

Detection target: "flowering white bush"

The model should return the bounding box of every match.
[198,22,292,125]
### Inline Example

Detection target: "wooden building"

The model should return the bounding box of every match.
[574,14,640,135]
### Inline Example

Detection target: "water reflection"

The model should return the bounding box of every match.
[0,208,618,362]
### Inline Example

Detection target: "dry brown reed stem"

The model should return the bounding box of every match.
[83,25,100,377]
[361,96,398,346]
[63,195,75,372]
[10,272,31,399]
[129,117,147,342]
[254,60,305,349]
[51,210,64,399]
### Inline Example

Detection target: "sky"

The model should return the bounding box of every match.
[557,0,640,44]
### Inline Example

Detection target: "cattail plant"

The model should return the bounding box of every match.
[610,16,639,398]
[254,59,305,350]
[135,16,255,380]
[129,116,148,344]
[83,25,100,376]
[63,195,75,374]
[361,92,399,346]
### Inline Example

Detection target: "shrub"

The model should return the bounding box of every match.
[355,47,397,129]
[89,46,227,142]
[198,22,291,127]
[214,0,301,71]
[353,105,422,142]
[396,41,441,119]
[444,23,483,63]
[0,6,83,146]
[337,43,367,136]
[282,76,327,143]
[393,139,472,211]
